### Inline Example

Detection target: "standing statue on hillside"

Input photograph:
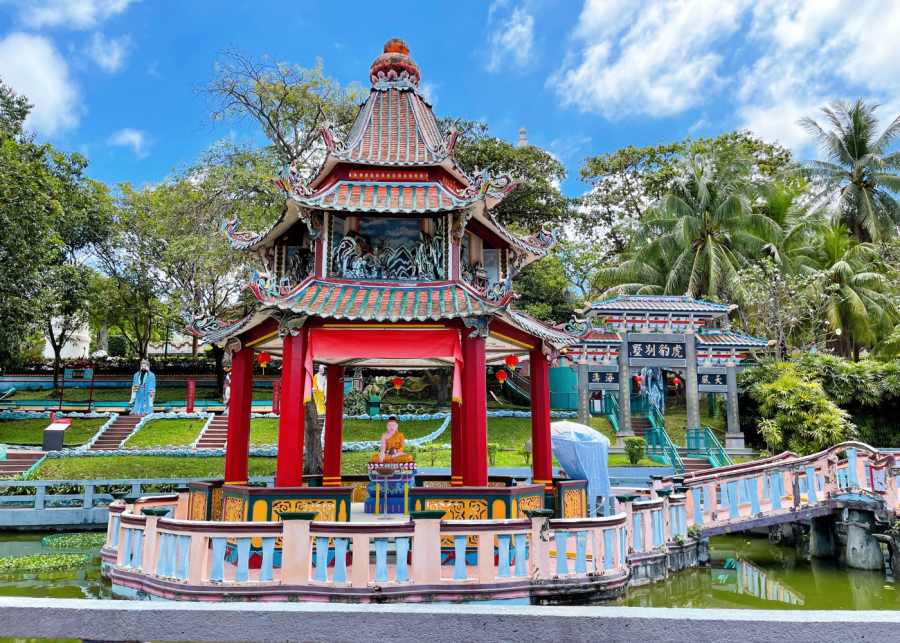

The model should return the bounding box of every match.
[640,366,666,414]
[222,371,231,416]
[312,364,327,415]
[130,360,156,416]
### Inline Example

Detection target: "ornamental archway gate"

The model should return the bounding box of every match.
[565,294,772,450]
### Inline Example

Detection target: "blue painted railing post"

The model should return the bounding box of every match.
[769,474,783,510]
[373,538,388,583]
[314,537,329,582]
[177,535,190,580]
[555,531,571,575]
[394,537,409,582]
[155,533,168,575]
[513,533,528,577]
[805,466,818,503]
[131,530,143,570]
[259,537,276,583]
[846,449,860,487]
[121,528,133,568]
[749,477,761,514]
[497,535,511,579]
[452,536,468,580]
[574,531,587,574]
[691,488,704,525]
[234,538,251,582]
[603,530,614,570]
[727,481,739,519]
[633,513,643,551]
[209,538,226,582]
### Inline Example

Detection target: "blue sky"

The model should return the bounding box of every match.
[1,0,900,198]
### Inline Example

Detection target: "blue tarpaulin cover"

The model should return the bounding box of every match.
[550,420,612,516]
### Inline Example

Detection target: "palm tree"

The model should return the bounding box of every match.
[612,152,780,298]
[754,180,812,273]
[796,99,900,242]
[795,215,897,360]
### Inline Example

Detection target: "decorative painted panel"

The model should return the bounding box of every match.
[271,499,336,522]
[563,489,585,518]
[211,488,223,522]
[422,480,451,488]
[223,496,246,523]
[189,491,207,521]
[518,495,543,512]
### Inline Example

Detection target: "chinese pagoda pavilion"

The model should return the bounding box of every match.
[189,38,575,523]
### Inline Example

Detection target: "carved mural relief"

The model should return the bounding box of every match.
[330,216,445,281]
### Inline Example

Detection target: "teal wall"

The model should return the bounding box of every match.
[548,366,577,410]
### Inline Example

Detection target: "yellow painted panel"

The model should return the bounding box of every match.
[492,499,506,520]
[512,500,518,519]
[251,499,268,547]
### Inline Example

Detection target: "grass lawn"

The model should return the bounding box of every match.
[0,418,107,446]
[250,418,279,445]
[9,385,275,403]
[34,456,278,480]
[123,418,206,448]
[662,406,727,446]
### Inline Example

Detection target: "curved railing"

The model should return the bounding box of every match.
[685,426,734,468]
[646,425,685,474]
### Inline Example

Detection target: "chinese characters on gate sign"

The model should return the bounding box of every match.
[630,343,684,359]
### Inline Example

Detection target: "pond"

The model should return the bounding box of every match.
[617,533,900,610]
[0,531,896,610]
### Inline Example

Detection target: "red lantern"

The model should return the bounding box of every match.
[673,378,681,386]
[257,352,272,371]
[392,377,403,391]
[634,375,643,383]
[496,370,508,386]
[505,355,519,369]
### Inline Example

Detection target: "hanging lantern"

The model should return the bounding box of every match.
[392,377,403,391]
[673,377,681,386]
[634,375,643,383]
[496,370,508,387]
[257,352,272,372]
[505,355,519,369]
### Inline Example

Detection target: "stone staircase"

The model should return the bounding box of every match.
[630,417,651,438]
[681,457,714,473]
[90,415,142,450]
[195,415,228,449]
[0,450,46,477]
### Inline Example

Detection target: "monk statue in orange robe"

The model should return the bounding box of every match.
[371,415,413,464]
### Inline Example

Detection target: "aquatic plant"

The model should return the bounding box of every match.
[41,532,106,550]
[0,552,92,573]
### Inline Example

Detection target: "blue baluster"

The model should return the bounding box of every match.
[650,511,661,548]
[165,533,177,578]
[111,516,120,547]
[259,537,276,582]
[232,538,250,582]
[846,449,860,487]
[555,531,570,575]
[332,538,348,583]
[177,535,190,580]
[497,534,511,579]
[619,526,626,564]
[762,475,770,500]
[155,532,168,575]
[452,535,468,580]
[121,528,132,567]
[749,477,761,515]
[805,467,818,503]
[816,473,823,494]
[691,488,704,524]
[210,538,226,582]
[679,506,687,537]
[513,533,527,577]
[770,474,783,510]
[131,530,143,571]
[603,529,614,570]
[727,481,740,519]
[373,538,389,583]
[574,531,588,574]
[669,506,678,535]
[633,514,643,551]
[394,537,409,582]
[314,537,329,582]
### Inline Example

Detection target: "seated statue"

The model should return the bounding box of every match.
[370,415,413,464]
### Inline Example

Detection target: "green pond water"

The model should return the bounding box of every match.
[0,531,896,610]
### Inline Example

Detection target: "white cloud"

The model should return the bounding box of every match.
[487,5,534,72]
[552,0,748,119]
[554,0,900,153]
[107,127,151,158]
[549,133,591,162]
[87,32,131,72]
[418,81,439,105]
[5,0,139,30]
[0,32,80,134]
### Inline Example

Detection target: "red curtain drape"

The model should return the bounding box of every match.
[303,329,464,406]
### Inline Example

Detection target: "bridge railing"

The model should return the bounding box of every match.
[105,506,634,589]
[670,442,898,534]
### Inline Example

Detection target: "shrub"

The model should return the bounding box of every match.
[517,446,531,465]
[107,335,132,358]
[487,442,500,466]
[418,442,441,467]
[623,437,646,465]
[688,524,703,540]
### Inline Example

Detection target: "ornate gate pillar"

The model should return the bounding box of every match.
[724,363,745,449]
[683,331,701,430]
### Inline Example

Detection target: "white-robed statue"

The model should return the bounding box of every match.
[130,359,156,416]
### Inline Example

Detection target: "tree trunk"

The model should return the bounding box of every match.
[303,401,323,475]
[52,346,62,396]
[192,335,199,358]
[853,341,860,363]
[423,369,451,406]
[211,344,225,396]
[99,320,109,352]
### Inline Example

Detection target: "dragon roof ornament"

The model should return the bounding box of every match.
[460,165,516,200]
[273,161,313,198]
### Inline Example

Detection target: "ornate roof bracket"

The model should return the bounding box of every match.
[222,337,242,367]
[273,161,314,198]
[279,314,308,338]
[298,207,323,240]
[462,314,493,339]
[219,217,261,248]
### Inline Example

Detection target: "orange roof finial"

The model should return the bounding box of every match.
[370,38,420,87]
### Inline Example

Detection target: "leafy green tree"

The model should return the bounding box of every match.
[795,215,897,359]
[194,49,364,169]
[511,253,576,325]
[446,119,573,233]
[611,152,780,298]
[795,99,900,242]
[578,130,792,258]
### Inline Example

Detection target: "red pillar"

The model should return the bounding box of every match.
[224,345,254,485]
[275,332,306,487]
[461,334,488,487]
[450,399,463,486]
[530,347,553,494]
[322,365,344,486]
